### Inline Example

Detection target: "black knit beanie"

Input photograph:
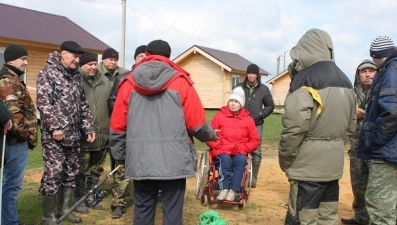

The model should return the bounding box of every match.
[4,44,28,62]
[102,48,119,60]
[146,40,171,58]
[79,51,97,67]
[61,41,84,54]
[246,63,259,75]
[134,45,147,59]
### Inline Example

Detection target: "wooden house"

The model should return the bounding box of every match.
[265,69,291,106]
[0,3,109,116]
[173,45,269,109]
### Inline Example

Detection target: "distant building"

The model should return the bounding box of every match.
[266,69,291,106]
[173,45,269,109]
[0,3,110,117]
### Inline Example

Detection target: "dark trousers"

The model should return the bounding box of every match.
[133,178,186,225]
[285,180,339,225]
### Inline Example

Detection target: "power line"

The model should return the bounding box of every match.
[80,0,277,60]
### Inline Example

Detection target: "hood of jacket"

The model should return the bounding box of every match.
[131,55,191,96]
[288,28,334,78]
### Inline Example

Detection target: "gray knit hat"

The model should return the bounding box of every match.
[370,35,395,58]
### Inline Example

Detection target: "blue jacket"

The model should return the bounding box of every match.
[358,50,397,163]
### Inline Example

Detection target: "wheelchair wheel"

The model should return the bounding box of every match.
[244,156,253,201]
[196,151,210,199]
[200,193,209,206]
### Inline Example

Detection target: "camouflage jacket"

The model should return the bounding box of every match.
[36,51,94,147]
[0,65,38,149]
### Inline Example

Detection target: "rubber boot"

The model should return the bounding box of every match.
[58,186,82,223]
[41,195,61,225]
[74,175,88,214]
[250,161,261,188]
[86,174,103,210]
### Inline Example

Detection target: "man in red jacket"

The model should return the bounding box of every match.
[110,39,218,225]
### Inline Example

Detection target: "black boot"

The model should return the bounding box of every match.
[250,161,261,188]
[86,174,103,210]
[74,175,88,214]
[41,195,61,225]
[58,186,82,223]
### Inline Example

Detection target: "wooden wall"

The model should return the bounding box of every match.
[272,74,291,106]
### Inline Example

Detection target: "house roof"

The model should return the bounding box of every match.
[266,69,289,84]
[0,3,109,51]
[173,45,269,75]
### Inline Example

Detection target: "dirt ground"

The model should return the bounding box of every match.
[24,145,354,225]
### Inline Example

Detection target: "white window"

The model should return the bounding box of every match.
[231,75,240,90]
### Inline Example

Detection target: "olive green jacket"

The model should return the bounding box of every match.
[79,68,112,151]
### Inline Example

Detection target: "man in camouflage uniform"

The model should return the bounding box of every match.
[107,45,146,219]
[0,44,38,225]
[341,60,378,225]
[358,35,397,225]
[74,51,112,214]
[36,41,95,225]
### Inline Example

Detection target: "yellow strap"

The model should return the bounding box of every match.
[303,86,322,115]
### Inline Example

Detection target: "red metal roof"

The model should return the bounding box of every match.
[0,3,109,51]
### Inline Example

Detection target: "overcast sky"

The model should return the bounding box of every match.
[2,0,397,83]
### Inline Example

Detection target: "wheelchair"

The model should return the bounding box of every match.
[195,150,252,209]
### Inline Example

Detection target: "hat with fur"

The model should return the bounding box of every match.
[228,86,245,107]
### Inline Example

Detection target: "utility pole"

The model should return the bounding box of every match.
[121,0,126,68]
[283,50,289,71]
[276,55,282,75]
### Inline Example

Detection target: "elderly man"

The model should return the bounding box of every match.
[0,44,38,225]
[37,41,95,224]
[97,47,128,82]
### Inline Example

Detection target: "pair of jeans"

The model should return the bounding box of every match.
[215,154,247,192]
[2,142,29,225]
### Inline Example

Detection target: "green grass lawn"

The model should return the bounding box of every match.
[18,110,284,224]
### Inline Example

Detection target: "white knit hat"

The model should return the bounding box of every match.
[228,86,245,107]
[370,35,395,58]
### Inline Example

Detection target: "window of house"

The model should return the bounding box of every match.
[231,75,240,90]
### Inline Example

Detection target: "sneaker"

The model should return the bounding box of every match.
[216,189,229,201]
[112,206,124,219]
[225,190,236,201]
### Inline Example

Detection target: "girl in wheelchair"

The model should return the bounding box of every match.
[206,86,260,201]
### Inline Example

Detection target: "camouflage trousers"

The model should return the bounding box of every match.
[78,148,107,177]
[348,149,370,224]
[111,165,131,208]
[39,142,79,196]
[365,159,397,225]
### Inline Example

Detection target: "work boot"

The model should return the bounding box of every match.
[41,195,60,225]
[58,186,82,223]
[250,161,261,188]
[74,175,88,214]
[340,218,364,225]
[86,174,103,210]
[112,206,124,219]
